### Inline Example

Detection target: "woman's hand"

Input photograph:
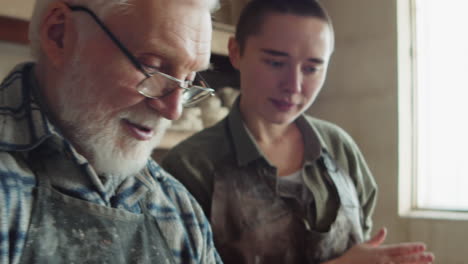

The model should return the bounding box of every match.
[324,227,435,264]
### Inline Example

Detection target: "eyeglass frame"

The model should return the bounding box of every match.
[67,5,215,107]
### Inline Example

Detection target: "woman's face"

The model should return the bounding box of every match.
[230,12,333,126]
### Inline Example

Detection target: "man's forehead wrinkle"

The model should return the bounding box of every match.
[111,0,212,70]
[157,20,211,67]
[181,0,218,10]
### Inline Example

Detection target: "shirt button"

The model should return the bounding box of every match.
[324,157,337,172]
[303,218,312,231]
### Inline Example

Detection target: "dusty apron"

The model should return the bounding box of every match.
[210,150,364,264]
[19,151,176,264]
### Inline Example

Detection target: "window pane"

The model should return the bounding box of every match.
[415,0,468,211]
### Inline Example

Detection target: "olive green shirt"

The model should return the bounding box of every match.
[161,102,377,239]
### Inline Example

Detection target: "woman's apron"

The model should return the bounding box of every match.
[19,151,176,264]
[210,150,364,263]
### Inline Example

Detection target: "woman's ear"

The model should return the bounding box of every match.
[228,36,241,70]
[39,2,75,67]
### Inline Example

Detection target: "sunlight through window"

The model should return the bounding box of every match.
[414,0,468,211]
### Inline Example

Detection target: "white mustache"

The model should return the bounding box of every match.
[118,110,169,131]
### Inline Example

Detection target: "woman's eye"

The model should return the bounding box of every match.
[264,59,285,68]
[303,66,320,74]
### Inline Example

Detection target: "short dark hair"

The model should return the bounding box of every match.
[234,0,334,54]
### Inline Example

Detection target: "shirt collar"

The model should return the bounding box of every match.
[227,97,325,167]
[0,62,56,152]
[228,97,264,166]
[295,115,325,164]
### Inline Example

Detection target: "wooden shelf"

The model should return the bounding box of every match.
[211,22,235,56]
[0,16,234,57]
[0,16,29,44]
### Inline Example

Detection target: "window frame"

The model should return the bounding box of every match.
[397,0,468,220]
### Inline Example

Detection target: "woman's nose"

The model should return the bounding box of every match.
[282,67,303,94]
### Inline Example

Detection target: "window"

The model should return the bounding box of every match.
[399,0,468,213]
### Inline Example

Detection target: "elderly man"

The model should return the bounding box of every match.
[0,0,221,263]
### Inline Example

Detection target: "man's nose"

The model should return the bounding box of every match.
[146,88,183,120]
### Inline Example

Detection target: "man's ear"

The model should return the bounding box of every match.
[228,37,241,70]
[39,2,75,67]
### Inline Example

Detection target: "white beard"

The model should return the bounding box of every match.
[62,105,170,178]
[55,58,170,178]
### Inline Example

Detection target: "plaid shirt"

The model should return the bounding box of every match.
[0,63,222,264]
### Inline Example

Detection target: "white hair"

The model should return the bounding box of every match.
[28,0,220,59]
[28,0,130,59]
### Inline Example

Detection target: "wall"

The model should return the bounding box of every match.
[0,0,34,78]
[213,0,251,25]
[0,41,31,79]
[310,1,467,263]
[0,0,34,20]
[310,0,402,240]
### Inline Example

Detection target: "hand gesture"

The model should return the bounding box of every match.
[326,227,435,264]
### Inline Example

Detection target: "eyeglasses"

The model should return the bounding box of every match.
[68,5,214,107]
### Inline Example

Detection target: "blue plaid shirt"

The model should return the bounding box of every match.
[0,63,222,264]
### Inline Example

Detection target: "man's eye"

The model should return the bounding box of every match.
[142,64,159,74]
[264,59,285,68]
